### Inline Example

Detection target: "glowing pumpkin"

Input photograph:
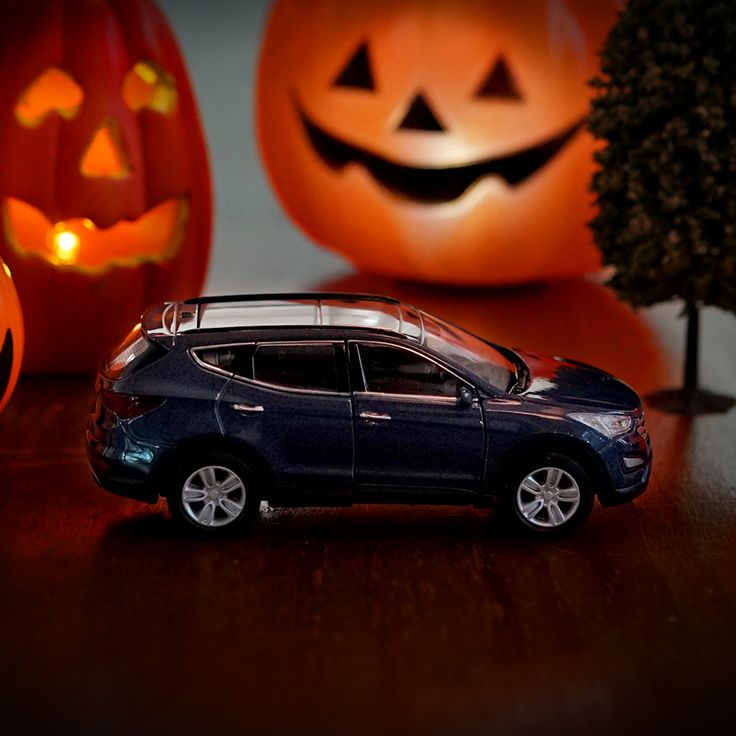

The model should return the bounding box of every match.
[0,0,212,372]
[0,258,23,413]
[258,0,619,286]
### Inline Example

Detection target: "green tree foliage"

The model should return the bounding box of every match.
[589,0,736,313]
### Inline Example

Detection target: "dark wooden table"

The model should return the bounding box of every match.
[1,276,735,736]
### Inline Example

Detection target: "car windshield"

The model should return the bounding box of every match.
[420,312,516,391]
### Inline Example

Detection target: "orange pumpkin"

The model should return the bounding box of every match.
[258,0,619,286]
[0,0,212,373]
[0,258,24,413]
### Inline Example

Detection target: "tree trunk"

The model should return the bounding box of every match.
[683,304,699,397]
[648,303,733,414]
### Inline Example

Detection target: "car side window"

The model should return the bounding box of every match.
[357,344,459,397]
[196,345,254,377]
[253,343,340,392]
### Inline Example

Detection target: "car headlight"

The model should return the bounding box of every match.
[568,412,634,438]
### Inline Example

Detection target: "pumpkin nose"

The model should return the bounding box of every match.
[80,119,130,178]
[397,93,446,132]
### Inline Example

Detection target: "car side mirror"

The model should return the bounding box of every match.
[457,385,475,409]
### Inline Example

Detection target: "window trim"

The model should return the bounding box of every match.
[353,390,458,406]
[190,342,253,379]
[191,340,350,397]
[350,340,473,402]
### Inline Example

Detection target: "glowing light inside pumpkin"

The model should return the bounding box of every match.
[4,196,189,273]
[15,67,83,127]
[52,227,80,263]
[122,61,177,115]
[2,262,11,279]
[80,120,130,178]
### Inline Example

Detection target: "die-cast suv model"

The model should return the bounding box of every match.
[86,293,651,537]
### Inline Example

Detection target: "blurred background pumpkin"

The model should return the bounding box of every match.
[0,0,212,373]
[258,0,619,286]
[0,257,23,412]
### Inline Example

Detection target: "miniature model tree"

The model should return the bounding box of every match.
[588,0,736,414]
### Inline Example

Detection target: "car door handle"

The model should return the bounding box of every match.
[359,411,391,422]
[233,404,264,414]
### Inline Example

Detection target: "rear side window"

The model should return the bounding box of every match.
[106,324,164,378]
[196,345,255,377]
[253,343,340,392]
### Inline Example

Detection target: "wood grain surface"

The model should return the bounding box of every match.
[1,276,735,736]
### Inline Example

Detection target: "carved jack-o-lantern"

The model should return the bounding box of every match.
[258,0,619,286]
[0,0,212,372]
[0,258,23,413]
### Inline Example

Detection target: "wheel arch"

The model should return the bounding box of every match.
[150,434,277,499]
[487,434,613,500]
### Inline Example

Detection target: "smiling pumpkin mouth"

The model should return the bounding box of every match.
[0,328,12,405]
[3,196,189,274]
[299,108,586,204]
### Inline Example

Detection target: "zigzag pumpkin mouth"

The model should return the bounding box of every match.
[299,106,586,204]
[3,196,189,274]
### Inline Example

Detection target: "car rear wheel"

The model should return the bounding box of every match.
[505,453,594,535]
[167,453,258,536]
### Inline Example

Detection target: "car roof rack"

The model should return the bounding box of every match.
[143,292,426,344]
[184,292,403,306]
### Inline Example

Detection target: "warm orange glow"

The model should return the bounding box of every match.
[15,67,83,127]
[3,196,189,273]
[52,227,80,264]
[122,61,177,114]
[80,120,130,178]
[0,0,212,376]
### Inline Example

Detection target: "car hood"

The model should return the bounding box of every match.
[515,350,640,411]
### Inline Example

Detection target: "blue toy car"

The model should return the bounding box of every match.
[86,293,651,537]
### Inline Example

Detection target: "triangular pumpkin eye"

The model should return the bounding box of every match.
[475,56,522,100]
[333,43,375,90]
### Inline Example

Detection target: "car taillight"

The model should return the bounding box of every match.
[101,390,165,419]
[104,324,167,379]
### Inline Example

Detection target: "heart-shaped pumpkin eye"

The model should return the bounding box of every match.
[332,42,375,90]
[475,56,522,101]
[15,67,83,127]
[122,60,177,115]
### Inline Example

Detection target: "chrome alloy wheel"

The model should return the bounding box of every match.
[181,465,246,528]
[516,466,581,529]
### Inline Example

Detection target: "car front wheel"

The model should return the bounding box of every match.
[167,452,258,536]
[506,454,594,535]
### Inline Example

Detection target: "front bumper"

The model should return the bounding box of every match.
[596,413,652,507]
[597,453,652,506]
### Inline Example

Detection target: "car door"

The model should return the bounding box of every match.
[212,341,354,500]
[350,341,485,494]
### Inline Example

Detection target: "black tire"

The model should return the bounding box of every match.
[166,452,260,537]
[502,452,594,536]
